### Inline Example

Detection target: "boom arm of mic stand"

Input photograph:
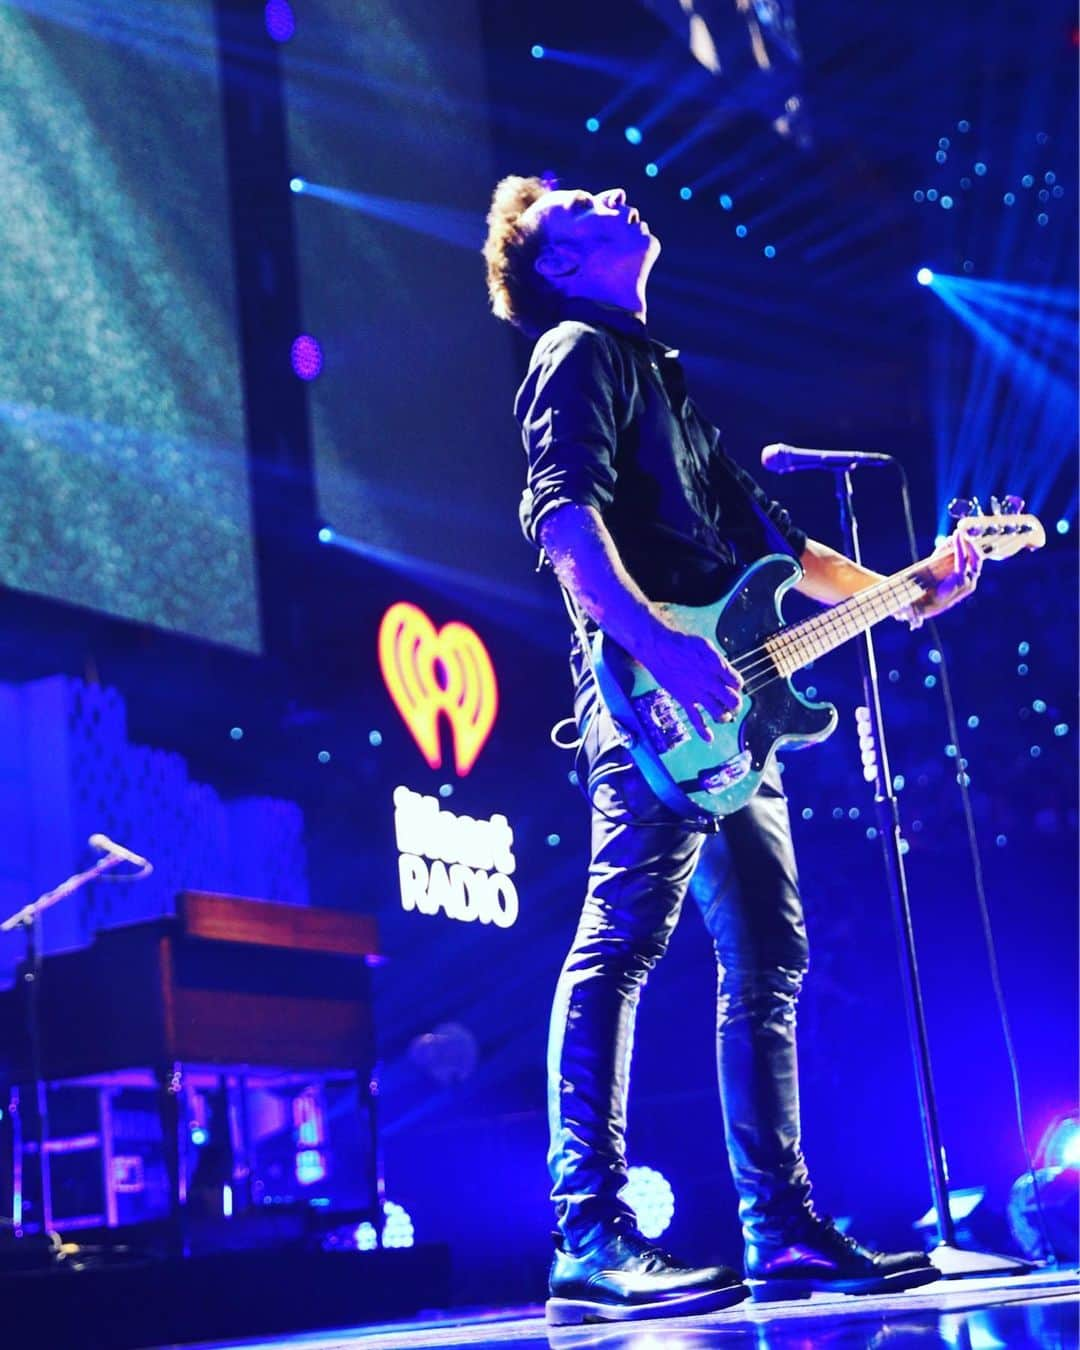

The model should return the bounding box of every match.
[0,854,127,933]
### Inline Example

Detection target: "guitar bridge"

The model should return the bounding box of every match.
[632,689,691,752]
[698,751,753,794]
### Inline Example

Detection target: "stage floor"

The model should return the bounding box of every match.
[151,1268,1077,1350]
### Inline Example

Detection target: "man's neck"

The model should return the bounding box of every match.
[563,275,648,325]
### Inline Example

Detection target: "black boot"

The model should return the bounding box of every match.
[547,1223,748,1325]
[746,1213,940,1301]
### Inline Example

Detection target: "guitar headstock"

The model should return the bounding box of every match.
[948,495,1046,561]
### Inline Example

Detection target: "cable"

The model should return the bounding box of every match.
[894,461,1056,1262]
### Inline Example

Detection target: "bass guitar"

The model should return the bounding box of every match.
[592,510,1045,824]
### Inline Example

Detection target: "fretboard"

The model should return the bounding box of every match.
[760,564,937,678]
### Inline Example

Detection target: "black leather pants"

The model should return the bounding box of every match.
[548,672,813,1252]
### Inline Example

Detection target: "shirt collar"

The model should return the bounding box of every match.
[560,297,678,359]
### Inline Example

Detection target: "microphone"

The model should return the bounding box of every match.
[89,833,153,873]
[761,443,895,473]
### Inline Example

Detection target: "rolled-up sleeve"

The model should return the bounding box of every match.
[713,452,808,561]
[514,323,620,548]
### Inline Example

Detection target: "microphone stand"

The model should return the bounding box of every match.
[1,852,127,1258]
[834,468,1028,1277]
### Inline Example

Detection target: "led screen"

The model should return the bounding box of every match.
[0,2,260,652]
[283,0,532,595]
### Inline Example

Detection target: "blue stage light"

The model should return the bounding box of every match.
[735,223,748,238]
[289,177,305,193]
[1030,745,1042,757]
[1021,174,1034,188]
[888,669,900,682]
[622,1165,675,1239]
[679,186,692,200]
[935,150,947,164]
[625,125,642,145]
[438,783,454,798]
[893,774,905,790]
[585,117,600,133]
[567,769,579,785]
[1018,641,1030,655]
[764,244,776,258]
[917,267,934,286]
[957,119,970,132]
[190,1126,209,1146]
[963,260,974,272]
[929,648,942,664]
[1045,170,1056,184]
[974,161,987,176]
[546,833,561,847]
[801,807,813,820]
[531,44,545,59]
[645,162,658,177]
[926,188,939,201]
[924,674,937,688]
[1057,519,1071,535]
[1037,213,1049,226]
[1018,663,1029,675]
[914,189,925,202]
[960,177,972,189]
[355,1200,415,1251]
[1038,189,1050,202]
[718,193,733,210]
[317,526,333,543]
[940,195,954,209]
[967,715,980,729]
[317,750,331,764]
[229,726,244,741]
[945,744,957,757]
[264,0,295,42]
[1003,192,1016,205]
[939,137,950,150]
[291,334,323,381]
[866,827,878,840]
[996,834,1007,847]
[1054,723,1069,737]
[368,730,383,747]
[832,807,844,820]
[848,807,860,820]
[1033,699,1047,714]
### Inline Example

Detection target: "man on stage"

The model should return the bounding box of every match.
[483,176,981,1324]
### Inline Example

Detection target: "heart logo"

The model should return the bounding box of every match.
[377,602,498,776]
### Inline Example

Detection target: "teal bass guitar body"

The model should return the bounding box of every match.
[592,554,837,825]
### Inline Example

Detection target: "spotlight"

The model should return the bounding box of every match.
[917,267,934,286]
[438,783,454,798]
[1037,213,1049,226]
[355,1200,415,1250]
[368,729,383,746]
[264,0,296,42]
[1057,519,1070,534]
[735,223,748,238]
[229,726,244,741]
[585,117,600,133]
[546,833,561,847]
[974,161,987,176]
[940,195,953,209]
[763,244,776,258]
[1004,192,1016,205]
[291,334,323,380]
[718,193,733,210]
[317,750,331,764]
[625,125,643,145]
[935,150,947,164]
[622,1166,675,1239]
[926,188,939,201]
[289,176,305,193]
[1021,174,1034,188]
[531,44,545,59]
[645,162,659,177]
[679,186,692,200]
[957,119,970,132]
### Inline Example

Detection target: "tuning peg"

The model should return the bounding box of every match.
[948,496,982,520]
[990,495,1002,515]
[1001,494,1025,515]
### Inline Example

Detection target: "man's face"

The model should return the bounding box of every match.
[525,186,661,291]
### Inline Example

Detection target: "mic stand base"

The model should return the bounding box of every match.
[928,1241,1035,1278]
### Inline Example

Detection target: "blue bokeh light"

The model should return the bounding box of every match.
[531,44,545,59]
[368,729,383,747]
[289,177,305,194]
[585,117,600,133]
[735,223,748,238]
[622,1165,675,1239]
[1003,191,1016,205]
[1056,519,1071,535]
[679,186,692,200]
[718,193,733,210]
[291,334,324,381]
[917,267,934,286]
[974,161,987,176]
[229,726,244,741]
[625,125,642,145]
[264,0,296,42]
[763,244,776,258]
[645,162,659,177]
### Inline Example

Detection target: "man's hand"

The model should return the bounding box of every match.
[902,528,984,629]
[640,619,742,741]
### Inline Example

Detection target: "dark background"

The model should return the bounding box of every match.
[0,0,1074,1304]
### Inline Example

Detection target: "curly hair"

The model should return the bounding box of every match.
[483,174,563,338]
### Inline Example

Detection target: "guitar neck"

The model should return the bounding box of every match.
[763,554,950,678]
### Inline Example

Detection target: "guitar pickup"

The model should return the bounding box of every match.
[699,752,753,793]
[632,689,692,752]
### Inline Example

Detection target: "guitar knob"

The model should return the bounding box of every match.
[1002,494,1025,515]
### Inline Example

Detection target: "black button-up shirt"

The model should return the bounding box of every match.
[515,298,806,606]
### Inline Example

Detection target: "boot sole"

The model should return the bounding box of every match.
[749,1264,942,1303]
[546,1282,749,1325]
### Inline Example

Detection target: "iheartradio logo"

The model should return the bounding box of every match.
[377,602,498,776]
